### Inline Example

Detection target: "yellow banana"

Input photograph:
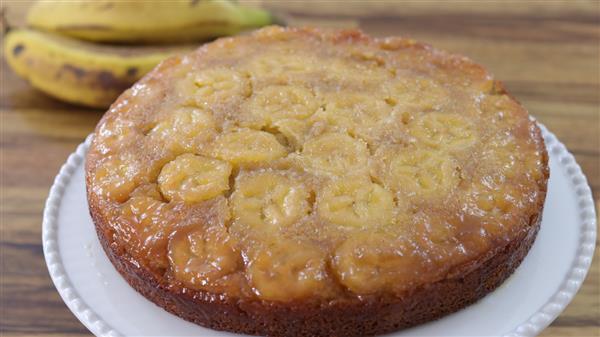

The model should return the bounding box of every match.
[3,29,192,108]
[26,0,272,44]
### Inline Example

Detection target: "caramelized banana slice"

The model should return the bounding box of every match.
[174,67,250,108]
[95,118,139,155]
[118,186,175,270]
[298,133,369,176]
[168,226,241,289]
[248,85,318,126]
[373,147,459,197]
[271,118,311,150]
[315,92,392,141]
[246,239,330,301]
[410,112,476,150]
[318,179,394,228]
[322,57,389,87]
[385,77,448,111]
[148,107,216,154]
[246,53,319,80]
[332,232,422,294]
[92,154,138,202]
[194,67,251,105]
[212,129,287,167]
[158,154,232,203]
[231,171,310,233]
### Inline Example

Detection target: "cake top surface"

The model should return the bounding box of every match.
[86,26,548,301]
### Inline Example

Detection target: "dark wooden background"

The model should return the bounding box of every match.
[1,1,598,336]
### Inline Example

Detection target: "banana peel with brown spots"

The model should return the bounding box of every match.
[3,29,193,108]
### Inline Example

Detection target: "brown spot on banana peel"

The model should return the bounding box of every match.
[96,71,131,91]
[12,44,24,57]
[62,64,87,79]
[126,67,138,77]
[58,64,132,91]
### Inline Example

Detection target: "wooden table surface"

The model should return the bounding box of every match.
[1,1,598,337]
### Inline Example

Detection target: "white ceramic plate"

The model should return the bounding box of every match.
[43,123,596,337]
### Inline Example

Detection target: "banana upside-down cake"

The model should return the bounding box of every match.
[86,26,549,336]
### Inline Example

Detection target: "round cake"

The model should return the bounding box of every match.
[86,26,549,336]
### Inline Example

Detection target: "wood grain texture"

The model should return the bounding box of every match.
[1,1,598,336]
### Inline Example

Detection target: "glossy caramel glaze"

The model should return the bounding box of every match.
[86,27,548,304]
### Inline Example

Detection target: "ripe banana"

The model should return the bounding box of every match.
[3,29,191,108]
[27,0,272,44]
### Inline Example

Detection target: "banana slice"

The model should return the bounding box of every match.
[247,85,318,126]
[148,107,216,154]
[92,154,139,202]
[480,134,535,183]
[246,239,329,301]
[271,118,311,150]
[332,232,421,294]
[373,147,459,197]
[324,92,390,124]
[246,53,319,81]
[212,129,287,167]
[95,118,139,155]
[119,188,172,269]
[385,77,448,111]
[323,57,389,87]
[411,210,458,249]
[168,225,241,289]
[409,112,476,150]
[195,67,250,103]
[470,183,519,216]
[231,171,310,233]
[411,211,472,268]
[298,133,369,176]
[318,179,394,228]
[158,154,232,203]
[315,92,392,142]
[176,68,250,108]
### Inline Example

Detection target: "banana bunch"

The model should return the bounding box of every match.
[3,0,272,108]
[3,29,193,108]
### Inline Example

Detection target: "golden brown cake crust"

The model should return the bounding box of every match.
[86,26,549,336]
